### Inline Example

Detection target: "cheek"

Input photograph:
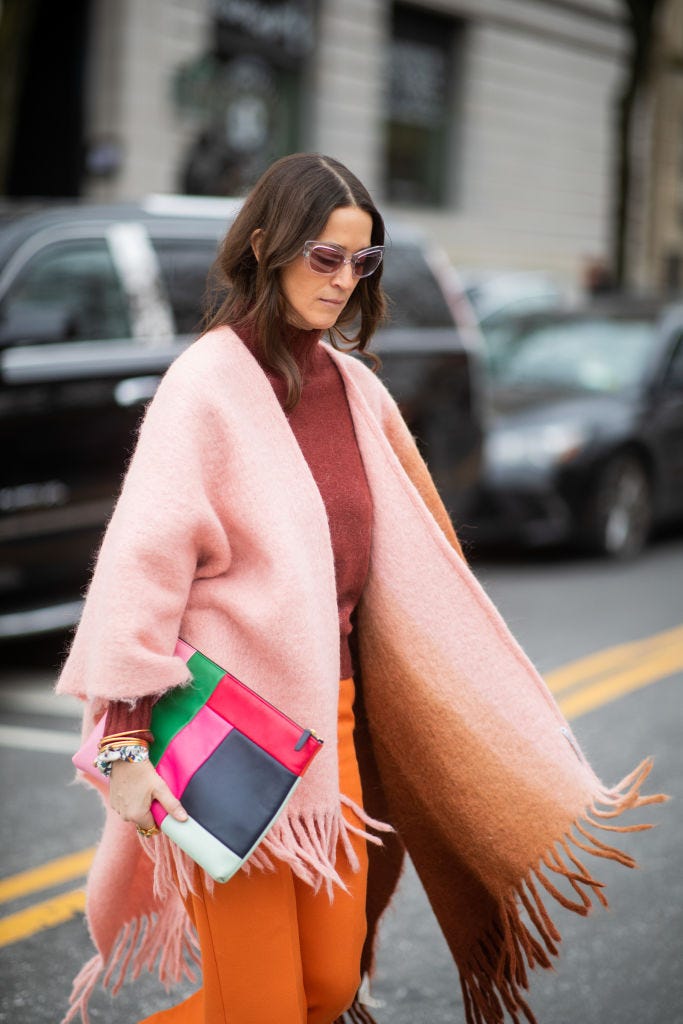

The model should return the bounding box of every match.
[281,263,315,309]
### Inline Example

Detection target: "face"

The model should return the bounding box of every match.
[279,205,374,331]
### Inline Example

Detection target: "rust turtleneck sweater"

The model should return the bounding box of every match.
[104,323,373,737]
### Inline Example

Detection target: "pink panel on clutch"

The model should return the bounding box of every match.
[151,800,167,826]
[207,677,322,776]
[72,714,107,784]
[154,703,232,805]
[174,638,196,662]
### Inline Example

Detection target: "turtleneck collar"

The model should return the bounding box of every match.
[236,318,323,372]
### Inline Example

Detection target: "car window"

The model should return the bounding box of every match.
[151,238,220,335]
[382,243,453,328]
[0,239,131,344]
[493,318,655,392]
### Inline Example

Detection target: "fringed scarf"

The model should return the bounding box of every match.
[57,329,665,1024]
[339,354,666,1024]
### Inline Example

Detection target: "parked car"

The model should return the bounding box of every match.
[460,269,573,359]
[464,301,683,558]
[0,197,484,639]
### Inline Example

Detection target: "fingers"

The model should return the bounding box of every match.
[109,760,187,828]
[152,779,188,823]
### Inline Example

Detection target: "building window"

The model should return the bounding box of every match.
[174,0,315,195]
[385,3,461,207]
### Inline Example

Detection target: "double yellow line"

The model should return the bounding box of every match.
[0,847,92,948]
[547,623,683,718]
[1,624,681,949]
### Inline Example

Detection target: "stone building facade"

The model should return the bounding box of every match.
[15,0,683,292]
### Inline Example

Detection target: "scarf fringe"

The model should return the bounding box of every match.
[145,830,204,902]
[340,793,393,842]
[145,802,392,903]
[456,758,667,1024]
[61,953,102,1024]
[61,891,200,1024]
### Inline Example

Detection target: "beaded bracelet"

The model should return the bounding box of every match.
[94,743,150,777]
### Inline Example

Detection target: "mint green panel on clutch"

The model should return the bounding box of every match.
[161,814,244,884]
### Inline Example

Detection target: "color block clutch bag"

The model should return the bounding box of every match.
[73,639,324,883]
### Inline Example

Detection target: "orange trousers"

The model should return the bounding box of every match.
[140,677,368,1024]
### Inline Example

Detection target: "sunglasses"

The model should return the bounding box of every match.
[302,241,384,278]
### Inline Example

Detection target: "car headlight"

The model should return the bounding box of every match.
[486,422,588,470]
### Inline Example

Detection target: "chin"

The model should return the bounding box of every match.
[294,298,348,329]
[293,314,338,332]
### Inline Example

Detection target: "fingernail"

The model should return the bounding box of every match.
[176,810,188,821]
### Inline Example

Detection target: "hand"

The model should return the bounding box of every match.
[109,758,188,832]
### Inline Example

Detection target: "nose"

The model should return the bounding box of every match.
[331,261,356,290]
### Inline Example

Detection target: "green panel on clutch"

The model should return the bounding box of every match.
[150,650,224,762]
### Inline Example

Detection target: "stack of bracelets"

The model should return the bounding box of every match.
[94,728,153,776]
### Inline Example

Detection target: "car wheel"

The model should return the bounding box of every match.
[584,454,652,558]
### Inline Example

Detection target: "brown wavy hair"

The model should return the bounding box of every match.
[203,153,387,408]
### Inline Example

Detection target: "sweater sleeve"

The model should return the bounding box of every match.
[103,696,156,740]
[56,345,233,705]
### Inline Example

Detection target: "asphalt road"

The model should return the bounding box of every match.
[1,535,681,1024]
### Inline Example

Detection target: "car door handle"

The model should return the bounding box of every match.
[114,375,161,407]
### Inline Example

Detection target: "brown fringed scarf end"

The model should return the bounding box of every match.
[456,758,667,1024]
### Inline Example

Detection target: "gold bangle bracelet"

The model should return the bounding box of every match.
[98,738,150,753]
[100,729,151,743]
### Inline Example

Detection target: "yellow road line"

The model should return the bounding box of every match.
[545,624,683,695]
[0,847,95,905]
[0,888,85,948]
[558,642,683,719]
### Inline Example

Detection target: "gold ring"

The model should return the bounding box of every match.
[136,824,160,838]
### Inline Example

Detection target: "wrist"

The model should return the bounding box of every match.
[94,743,150,777]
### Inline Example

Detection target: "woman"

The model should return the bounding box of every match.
[57,153,663,1024]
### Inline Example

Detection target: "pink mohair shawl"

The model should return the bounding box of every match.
[56,327,665,1024]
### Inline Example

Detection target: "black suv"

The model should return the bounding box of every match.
[0,198,485,640]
